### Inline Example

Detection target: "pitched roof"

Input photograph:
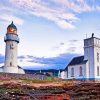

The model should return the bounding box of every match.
[65,56,88,70]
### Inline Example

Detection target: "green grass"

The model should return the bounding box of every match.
[21,77,56,83]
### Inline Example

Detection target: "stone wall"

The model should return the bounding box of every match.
[0,72,48,80]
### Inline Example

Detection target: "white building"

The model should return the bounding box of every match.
[61,34,100,80]
[0,22,25,74]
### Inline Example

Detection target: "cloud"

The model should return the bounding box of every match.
[96,6,100,11]
[18,56,26,59]
[0,1,24,25]
[0,52,81,70]
[51,40,83,55]
[18,55,48,69]
[66,47,77,53]
[67,39,83,54]
[1,0,100,29]
[9,0,79,29]
[51,0,93,13]
[18,53,80,69]
[69,39,78,42]
[0,54,4,64]
[52,42,65,50]
[0,14,24,25]
[60,42,64,45]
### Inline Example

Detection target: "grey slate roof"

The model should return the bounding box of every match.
[65,56,88,70]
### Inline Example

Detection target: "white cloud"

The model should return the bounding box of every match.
[0,14,24,25]
[52,0,93,13]
[67,40,84,54]
[18,56,48,69]
[96,6,100,11]
[9,0,79,29]
[56,20,75,29]
[1,0,99,29]
[54,40,83,55]
[0,63,4,67]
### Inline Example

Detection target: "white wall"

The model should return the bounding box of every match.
[61,71,67,79]
[84,37,100,79]
[67,64,87,79]
[85,62,89,79]
[84,38,95,78]
[0,67,3,72]
[94,38,100,79]
[4,41,18,68]
[18,68,25,74]
[3,67,18,73]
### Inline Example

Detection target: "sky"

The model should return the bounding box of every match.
[0,0,100,70]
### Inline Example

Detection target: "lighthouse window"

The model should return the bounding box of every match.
[97,53,99,62]
[10,44,14,49]
[10,62,12,66]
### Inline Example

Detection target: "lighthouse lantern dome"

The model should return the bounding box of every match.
[7,21,17,34]
[7,21,17,30]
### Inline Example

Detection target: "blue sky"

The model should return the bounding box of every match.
[0,0,100,70]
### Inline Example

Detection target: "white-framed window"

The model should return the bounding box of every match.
[97,66,100,76]
[79,66,83,76]
[71,67,74,77]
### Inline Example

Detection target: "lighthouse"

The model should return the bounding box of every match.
[3,21,25,74]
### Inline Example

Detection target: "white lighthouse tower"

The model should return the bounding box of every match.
[3,21,25,74]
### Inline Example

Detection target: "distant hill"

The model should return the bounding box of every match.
[24,69,63,76]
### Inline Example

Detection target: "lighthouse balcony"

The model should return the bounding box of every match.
[4,34,19,43]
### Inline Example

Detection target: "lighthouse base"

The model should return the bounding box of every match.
[0,66,25,74]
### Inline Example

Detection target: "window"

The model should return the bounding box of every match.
[97,53,99,62]
[10,62,12,66]
[97,66,100,76]
[71,68,74,77]
[79,66,83,76]
[10,43,14,49]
